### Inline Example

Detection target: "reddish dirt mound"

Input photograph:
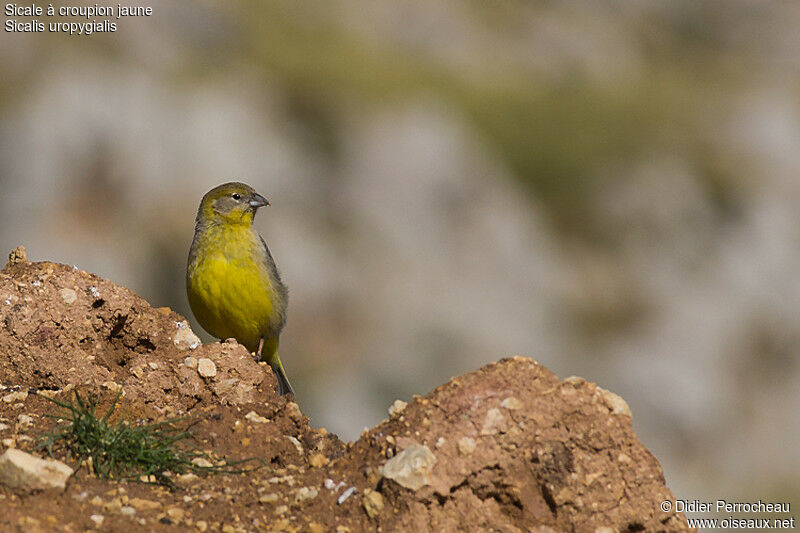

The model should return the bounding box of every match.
[0,248,692,532]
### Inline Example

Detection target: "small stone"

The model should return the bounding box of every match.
[245,411,268,424]
[597,387,632,418]
[286,402,303,423]
[275,505,289,515]
[324,479,345,491]
[16,414,34,427]
[388,399,407,416]
[564,376,586,387]
[362,488,384,519]
[101,381,122,393]
[380,443,436,491]
[309,453,329,468]
[90,515,104,527]
[59,288,77,305]
[174,321,201,350]
[184,356,198,369]
[0,449,73,491]
[6,245,27,266]
[191,457,213,468]
[166,508,185,522]
[177,472,199,484]
[35,388,60,399]
[337,487,356,504]
[594,528,615,533]
[104,498,122,513]
[196,520,208,532]
[148,362,159,370]
[457,437,476,455]
[2,391,27,403]
[197,358,217,378]
[120,506,136,517]
[2,438,14,448]
[294,486,318,503]
[480,408,508,435]
[286,435,304,455]
[259,493,279,504]
[128,498,161,511]
[500,397,523,410]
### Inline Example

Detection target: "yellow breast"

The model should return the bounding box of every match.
[186,225,282,353]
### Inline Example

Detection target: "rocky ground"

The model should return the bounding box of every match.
[0,247,691,532]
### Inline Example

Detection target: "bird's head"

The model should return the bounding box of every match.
[196,182,270,226]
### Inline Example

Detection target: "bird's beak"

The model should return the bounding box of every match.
[249,193,270,208]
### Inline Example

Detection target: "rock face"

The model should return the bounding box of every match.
[346,360,689,532]
[0,255,272,412]
[0,251,692,531]
[0,449,73,491]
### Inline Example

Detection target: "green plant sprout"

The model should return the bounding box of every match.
[37,389,255,487]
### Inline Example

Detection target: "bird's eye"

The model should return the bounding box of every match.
[232,193,241,200]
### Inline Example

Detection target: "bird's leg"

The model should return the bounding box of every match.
[257,337,265,361]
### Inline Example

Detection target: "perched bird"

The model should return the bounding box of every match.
[186,182,293,395]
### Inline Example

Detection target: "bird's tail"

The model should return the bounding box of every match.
[260,337,294,396]
[271,358,295,396]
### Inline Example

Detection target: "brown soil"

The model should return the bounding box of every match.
[0,249,692,532]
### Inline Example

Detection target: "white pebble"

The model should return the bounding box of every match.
[388,399,407,416]
[197,358,217,378]
[59,288,77,305]
[245,411,268,424]
[337,486,356,504]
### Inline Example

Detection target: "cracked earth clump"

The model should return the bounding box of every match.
[0,248,692,532]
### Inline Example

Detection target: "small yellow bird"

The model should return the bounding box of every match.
[186,182,293,395]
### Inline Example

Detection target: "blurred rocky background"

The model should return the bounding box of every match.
[1,0,798,512]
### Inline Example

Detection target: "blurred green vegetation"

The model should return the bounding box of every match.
[0,1,749,241]
[225,1,745,240]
